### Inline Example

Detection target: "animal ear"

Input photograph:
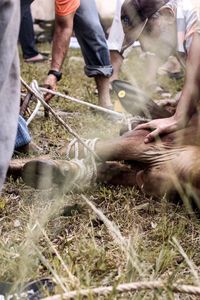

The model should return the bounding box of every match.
[136,170,145,190]
[158,6,175,24]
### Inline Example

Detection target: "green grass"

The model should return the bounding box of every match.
[0,45,200,299]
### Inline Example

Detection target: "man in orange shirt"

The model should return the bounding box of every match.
[45,0,113,110]
[45,0,80,102]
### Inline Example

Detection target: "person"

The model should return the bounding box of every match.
[45,0,113,109]
[0,0,20,190]
[120,0,200,143]
[107,0,125,82]
[107,0,182,86]
[74,0,113,109]
[19,0,48,63]
[14,116,42,155]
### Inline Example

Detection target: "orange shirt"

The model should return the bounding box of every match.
[55,0,80,17]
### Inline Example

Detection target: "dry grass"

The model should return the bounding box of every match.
[1,44,200,299]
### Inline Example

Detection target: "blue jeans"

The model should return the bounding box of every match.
[15,116,31,149]
[74,0,113,78]
[19,0,38,59]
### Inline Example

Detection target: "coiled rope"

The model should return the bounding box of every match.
[65,138,100,187]
[66,138,99,160]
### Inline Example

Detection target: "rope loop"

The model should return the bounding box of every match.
[66,138,99,160]
[65,138,100,188]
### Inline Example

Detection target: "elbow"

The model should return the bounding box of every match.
[54,23,73,39]
[55,17,73,38]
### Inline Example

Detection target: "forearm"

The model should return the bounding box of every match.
[175,33,200,124]
[51,15,74,71]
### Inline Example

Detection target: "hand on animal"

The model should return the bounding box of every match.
[134,115,185,143]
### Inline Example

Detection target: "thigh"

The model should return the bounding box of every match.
[74,0,105,37]
[74,0,110,69]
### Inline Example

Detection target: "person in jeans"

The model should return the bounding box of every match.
[74,0,113,109]
[45,0,113,109]
[19,0,48,63]
[0,0,20,190]
[14,116,41,155]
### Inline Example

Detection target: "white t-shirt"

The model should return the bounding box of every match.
[108,0,200,56]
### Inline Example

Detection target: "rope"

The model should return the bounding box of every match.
[40,87,123,118]
[66,138,99,160]
[26,99,41,126]
[40,281,200,299]
[64,138,100,187]
[22,78,153,133]
[20,77,101,161]
[67,158,98,188]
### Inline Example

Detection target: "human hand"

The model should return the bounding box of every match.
[44,74,57,103]
[134,115,185,143]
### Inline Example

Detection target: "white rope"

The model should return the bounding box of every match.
[40,87,123,118]
[20,78,100,161]
[65,138,100,187]
[68,158,97,188]
[66,139,79,160]
[40,281,200,300]
[22,78,153,134]
[66,138,99,160]
[127,118,132,131]
[26,99,41,126]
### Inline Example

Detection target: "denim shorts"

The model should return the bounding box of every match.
[15,116,31,149]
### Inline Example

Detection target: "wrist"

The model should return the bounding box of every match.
[173,112,188,127]
[48,69,62,81]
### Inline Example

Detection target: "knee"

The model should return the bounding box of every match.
[91,22,106,42]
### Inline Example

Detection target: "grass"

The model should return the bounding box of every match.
[1,44,200,299]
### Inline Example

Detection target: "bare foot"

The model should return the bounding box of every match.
[24,53,48,63]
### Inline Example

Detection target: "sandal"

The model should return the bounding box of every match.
[24,53,48,63]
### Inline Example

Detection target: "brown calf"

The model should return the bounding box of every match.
[9,115,200,202]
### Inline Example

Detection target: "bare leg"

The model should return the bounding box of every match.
[95,76,113,108]
[95,129,156,162]
[109,50,123,83]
